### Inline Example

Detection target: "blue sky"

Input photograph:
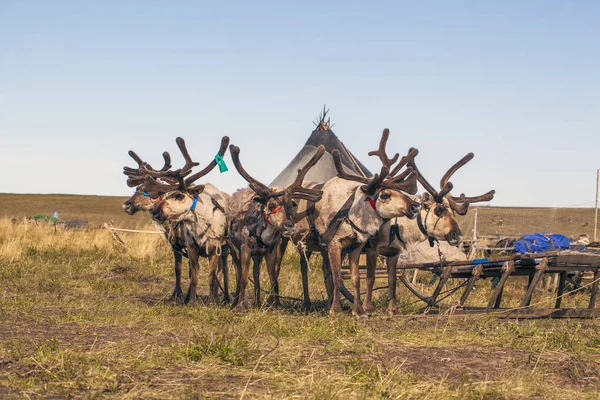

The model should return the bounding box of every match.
[1,1,598,207]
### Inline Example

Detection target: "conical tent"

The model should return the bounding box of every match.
[269,110,372,187]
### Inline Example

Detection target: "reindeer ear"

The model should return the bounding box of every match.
[189,185,205,196]
[253,196,267,204]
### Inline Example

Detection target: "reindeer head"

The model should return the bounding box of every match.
[136,136,229,223]
[409,152,495,246]
[333,129,421,220]
[229,144,325,241]
[122,150,173,215]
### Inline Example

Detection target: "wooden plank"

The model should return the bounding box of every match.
[521,258,548,307]
[459,264,483,306]
[487,261,515,309]
[555,271,567,309]
[452,308,600,319]
[589,270,600,309]
[426,266,452,309]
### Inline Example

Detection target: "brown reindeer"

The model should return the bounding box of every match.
[248,129,420,315]
[126,137,230,305]
[364,151,496,314]
[227,144,326,310]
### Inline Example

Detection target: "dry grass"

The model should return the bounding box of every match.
[1,218,600,399]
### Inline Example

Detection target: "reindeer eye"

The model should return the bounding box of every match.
[434,207,444,217]
[291,200,298,208]
[379,191,391,200]
[268,202,277,211]
[175,193,185,201]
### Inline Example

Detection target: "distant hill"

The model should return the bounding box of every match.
[1,193,596,238]
[0,193,148,229]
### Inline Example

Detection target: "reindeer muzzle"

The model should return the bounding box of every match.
[281,220,296,238]
[150,204,167,222]
[445,229,462,246]
[123,202,135,215]
[406,203,420,220]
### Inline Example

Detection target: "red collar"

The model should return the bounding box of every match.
[264,205,281,221]
[368,198,377,210]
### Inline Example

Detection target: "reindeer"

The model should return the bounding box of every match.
[232,129,420,315]
[123,149,192,303]
[226,144,326,310]
[363,152,496,314]
[125,137,231,306]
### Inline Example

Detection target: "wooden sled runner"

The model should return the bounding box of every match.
[342,250,600,318]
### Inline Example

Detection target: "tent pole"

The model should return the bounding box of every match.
[595,169,599,242]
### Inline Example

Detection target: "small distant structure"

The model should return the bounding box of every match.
[28,214,58,223]
[64,219,89,230]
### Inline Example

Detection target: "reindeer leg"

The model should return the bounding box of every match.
[300,251,313,313]
[349,246,366,317]
[168,250,184,304]
[265,248,282,309]
[185,246,200,306]
[207,253,219,304]
[364,248,377,313]
[220,253,230,304]
[327,243,344,314]
[252,254,262,308]
[234,244,251,311]
[321,251,334,308]
[387,254,400,315]
[230,248,242,308]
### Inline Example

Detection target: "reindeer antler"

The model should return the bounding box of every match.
[283,145,325,202]
[184,136,229,186]
[231,144,325,203]
[368,129,399,169]
[407,153,451,202]
[440,153,474,189]
[142,136,228,197]
[410,151,495,214]
[229,145,272,199]
[123,151,174,188]
[333,129,419,196]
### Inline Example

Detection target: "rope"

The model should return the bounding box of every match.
[105,227,163,234]
[247,277,304,303]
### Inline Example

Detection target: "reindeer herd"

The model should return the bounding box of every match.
[122,130,494,316]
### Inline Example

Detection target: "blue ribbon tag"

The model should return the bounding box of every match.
[190,196,198,211]
[215,154,228,173]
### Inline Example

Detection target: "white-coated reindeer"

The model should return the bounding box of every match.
[126,137,231,305]
[363,152,496,314]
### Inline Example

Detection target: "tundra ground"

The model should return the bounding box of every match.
[0,199,599,398]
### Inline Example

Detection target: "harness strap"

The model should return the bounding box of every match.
[320,190,358,245]
[389,218,404,246]
[417,210,438,248]
[344,215,369,235]
[416,212,429,238]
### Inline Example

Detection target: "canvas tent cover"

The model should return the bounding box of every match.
[269,128,372,187]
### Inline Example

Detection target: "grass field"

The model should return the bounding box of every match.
[1,194,600,399]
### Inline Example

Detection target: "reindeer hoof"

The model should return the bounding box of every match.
[388,308,399,316]
[364,302,375,313]
[302,301,312,314]
[329,303,343,315]
[352,307,366,318]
